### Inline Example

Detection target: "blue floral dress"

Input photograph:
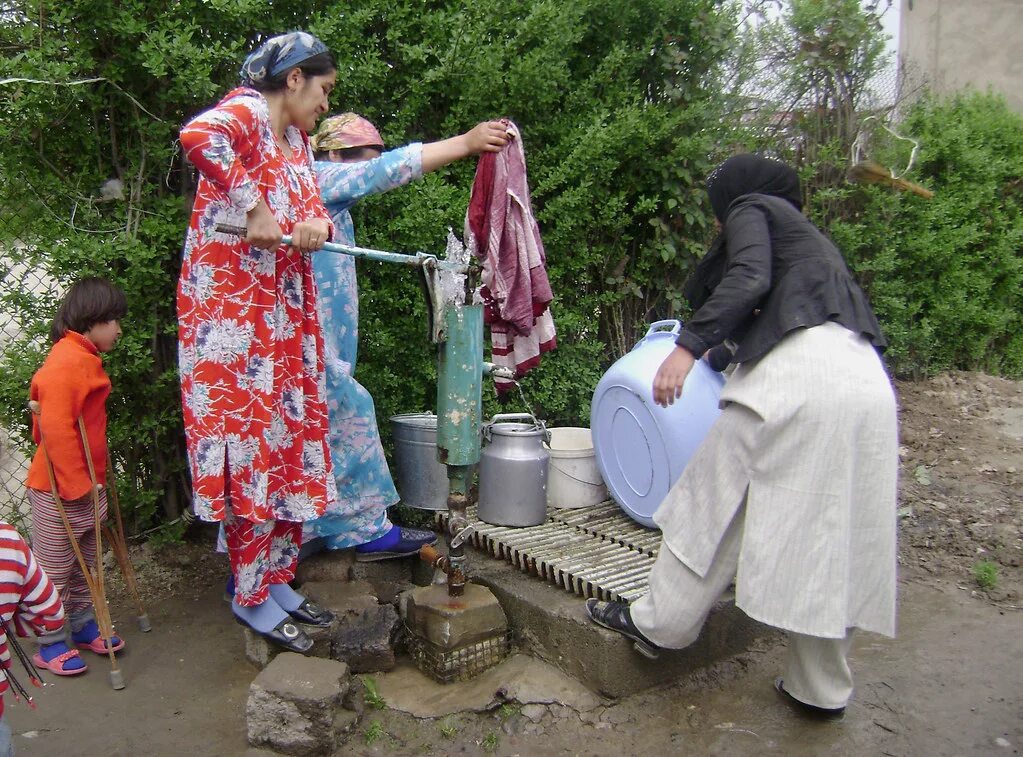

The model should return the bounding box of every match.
[304,144,424,548]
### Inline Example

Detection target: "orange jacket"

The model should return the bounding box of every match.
[26,331,110,501]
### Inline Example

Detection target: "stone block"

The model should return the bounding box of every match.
[402,583,508,650]
[332,709,360,738]
[332,603,401,673]
[243,620,336,669]
[246,653,351,756]
[341,675,366,716]
[294,549,355,584]
[300,581,378,616]
[349,556,413,604]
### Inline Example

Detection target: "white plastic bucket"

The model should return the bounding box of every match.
[545,427,609,509]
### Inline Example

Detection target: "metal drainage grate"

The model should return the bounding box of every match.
[403,623,511,684]
[438,504,660,603]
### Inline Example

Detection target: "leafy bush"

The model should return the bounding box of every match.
[0,0,734,530]
[830,92,1023,377]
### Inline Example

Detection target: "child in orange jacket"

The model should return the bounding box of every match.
[25,277,127,675]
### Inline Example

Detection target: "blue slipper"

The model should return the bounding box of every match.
[355,527,437,562]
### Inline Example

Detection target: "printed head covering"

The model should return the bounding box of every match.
[240,31,330,87]
[706,154,803,222]
[310,113,385,152]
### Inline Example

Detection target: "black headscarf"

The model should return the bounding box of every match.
[705,154,803,222]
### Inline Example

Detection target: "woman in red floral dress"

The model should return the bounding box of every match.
[178,31,338,652]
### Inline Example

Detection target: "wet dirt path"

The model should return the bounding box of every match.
[5,569,1019,756]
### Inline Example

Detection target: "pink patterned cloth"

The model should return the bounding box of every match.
[465,121,556,395]
[311,113,384,152]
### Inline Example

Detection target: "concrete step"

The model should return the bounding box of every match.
[465,550,771,698]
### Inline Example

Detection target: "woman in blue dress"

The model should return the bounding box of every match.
[305,113,509,559]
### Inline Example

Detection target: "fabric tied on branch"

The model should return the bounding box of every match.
[464,120,556,396]
[239,31,328,87]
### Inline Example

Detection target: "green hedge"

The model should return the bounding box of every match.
[830,92,1023,377]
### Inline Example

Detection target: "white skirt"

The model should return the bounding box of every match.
[653,321,898,638]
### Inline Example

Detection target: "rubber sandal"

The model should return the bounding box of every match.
[32,649,88,676]
[585,598,661,659]
[75,633,126,655]
[773,678,846,720]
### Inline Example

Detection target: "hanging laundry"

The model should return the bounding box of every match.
[465,120,556,396]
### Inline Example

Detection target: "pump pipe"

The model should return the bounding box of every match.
[214,224,471,273]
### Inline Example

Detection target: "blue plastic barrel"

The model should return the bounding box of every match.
[590,320,725,529]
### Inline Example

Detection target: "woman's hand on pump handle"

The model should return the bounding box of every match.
[290,218,331,253]
[653,346,696,408]
[245,200,284,250]
[245,201,329,253]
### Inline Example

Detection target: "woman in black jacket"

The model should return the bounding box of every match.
[588,154,898,719]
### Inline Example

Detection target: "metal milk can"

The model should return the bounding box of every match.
[478,413,551,527]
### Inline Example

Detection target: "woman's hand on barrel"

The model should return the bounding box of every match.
[245,200,284,249]
[290,218,331,253]
[653,346,697,407]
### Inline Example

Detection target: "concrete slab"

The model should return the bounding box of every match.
[300,580,378,613]
[246,653,351,755]
[402,583,508,650]
[374,654,601,719]
[465,552,772,699]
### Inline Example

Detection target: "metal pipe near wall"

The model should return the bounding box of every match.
[436,304,484,596]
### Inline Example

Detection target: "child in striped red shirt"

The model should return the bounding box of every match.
[0,520,65,753]
[25,278,128,675]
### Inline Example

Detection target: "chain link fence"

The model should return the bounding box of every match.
[0,221,60,534]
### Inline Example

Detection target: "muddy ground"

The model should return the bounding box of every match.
[6,371,1021,756]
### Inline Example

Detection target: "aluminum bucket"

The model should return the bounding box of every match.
[390,413,450,510]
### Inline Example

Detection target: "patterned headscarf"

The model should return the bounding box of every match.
[239,31,330,87]
[706,154,803,222]
[310,113,385,152]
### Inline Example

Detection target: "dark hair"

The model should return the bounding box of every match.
[249,51,337,93]
[50,277,127,343]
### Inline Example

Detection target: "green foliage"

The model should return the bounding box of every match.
[363,719,385,746]
[327,0,734,430]
[831,93,1023,377]
[973,560,999,591]
[2,0,1020,538]
[2,0,734,530]
[480,731,500,753]
[361,675,387,710]
[438,718,458,739]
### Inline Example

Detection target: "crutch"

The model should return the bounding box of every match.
[28,400,125,690]
[101,463,151,632]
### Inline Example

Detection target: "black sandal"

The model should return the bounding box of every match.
[236,616,314,654]
[288,599,335,627]
[585,598,661,659]
[773,678,845,720]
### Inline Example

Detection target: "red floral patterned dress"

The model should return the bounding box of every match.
[178,87,337,528]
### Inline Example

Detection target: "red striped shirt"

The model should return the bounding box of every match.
[0,523,65,713]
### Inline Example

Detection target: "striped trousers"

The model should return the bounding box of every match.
[27,487,107,618]
[632,504,855,710]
